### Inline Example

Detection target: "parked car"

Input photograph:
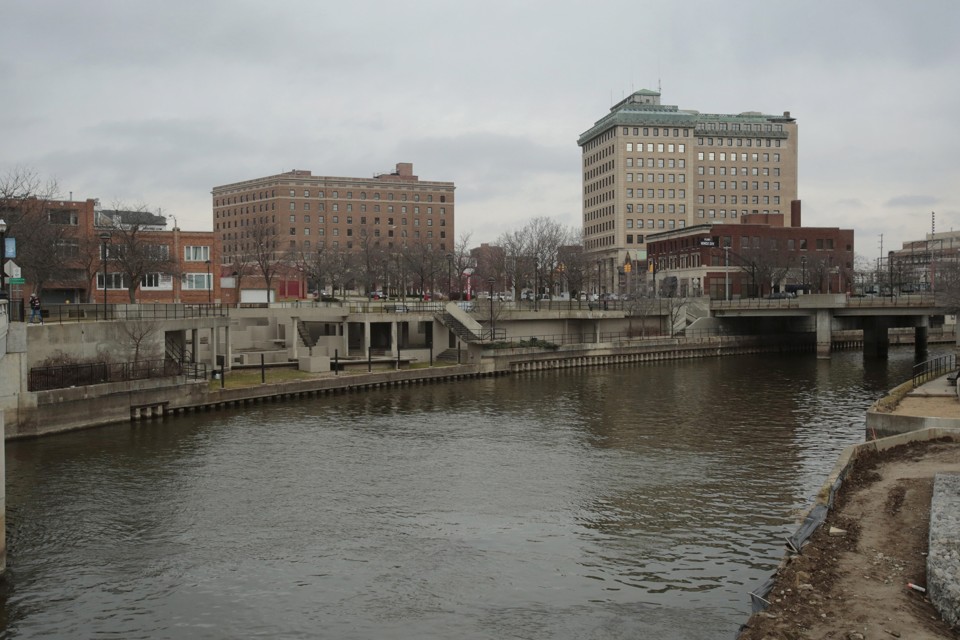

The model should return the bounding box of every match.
[368,291,384,300]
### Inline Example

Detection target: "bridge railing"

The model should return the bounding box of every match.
[912,353,957,389]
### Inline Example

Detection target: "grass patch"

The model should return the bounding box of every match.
[485,337,559,351]
[209,367,317,390]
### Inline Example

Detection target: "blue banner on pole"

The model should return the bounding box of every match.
[3,237,15,259]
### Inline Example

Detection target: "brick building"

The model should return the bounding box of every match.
[578,89,798,294]
[645,212,854,299]
[212,162,455,299]
[0,197,219,305]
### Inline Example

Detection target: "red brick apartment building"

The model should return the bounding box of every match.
[0,197,219,304]
[645,213,854,299]
[211,162,455,300]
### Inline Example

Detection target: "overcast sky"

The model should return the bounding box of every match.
[2,0,958,260]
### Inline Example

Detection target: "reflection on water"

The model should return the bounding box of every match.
[0,348,932,639]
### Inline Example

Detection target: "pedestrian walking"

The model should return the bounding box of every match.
[29,293,43,324]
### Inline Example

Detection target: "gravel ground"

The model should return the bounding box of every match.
[738,439,960,640]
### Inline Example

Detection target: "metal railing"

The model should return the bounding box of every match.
[712,293,945,310]
[911,353,957,389]
[12,302,230,324]
[28,358,186,392]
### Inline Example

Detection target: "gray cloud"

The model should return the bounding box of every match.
[885,195,940,208]
[1,0,959,248]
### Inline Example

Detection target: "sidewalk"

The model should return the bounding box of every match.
[894,374,960,420]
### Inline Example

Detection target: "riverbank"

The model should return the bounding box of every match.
[738,433,960,639]
[5,333,811,439]
[739,370,960,637]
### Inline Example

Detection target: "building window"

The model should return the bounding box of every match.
[141,273,173,290]
[97,273,126,290]
[183,273,212,290]
[184,246,210,262]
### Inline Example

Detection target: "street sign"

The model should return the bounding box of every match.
[9,277,25,285]
[700,239,716,247]
[3,260,21,278]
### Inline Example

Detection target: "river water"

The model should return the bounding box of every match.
[0,348,932,639]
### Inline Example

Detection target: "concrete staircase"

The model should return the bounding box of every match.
[437,302,484,343]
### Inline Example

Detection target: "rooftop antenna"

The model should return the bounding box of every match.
[932,211,935,234]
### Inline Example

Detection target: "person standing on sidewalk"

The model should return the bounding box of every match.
[29,293,43,324]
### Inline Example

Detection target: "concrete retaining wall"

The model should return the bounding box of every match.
[928,472,960,630]
[9,377,210,439]
[865,409,960,439]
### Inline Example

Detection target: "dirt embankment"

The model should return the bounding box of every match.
[738,439,960,640]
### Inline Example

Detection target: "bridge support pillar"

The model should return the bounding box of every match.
[863,318,890,358]
[816,309,832,359]
[915,316,929,359]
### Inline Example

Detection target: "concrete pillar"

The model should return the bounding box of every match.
[863,318,890,358]
[391,321,398,357]
[191,328,199,362]
[363,321,371,356]
[915,316,929,359]
[341,322,349,357]
[210,326,219,370]
[224,325,232,371]
[290,316,299,360]
[816,309,833,359]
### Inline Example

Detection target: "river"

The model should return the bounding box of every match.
[0,348,932,639]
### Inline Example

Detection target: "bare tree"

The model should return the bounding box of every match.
[249,215,280,301]
[730,239,794,297]
[357,231,386,295]
[559,231,588,300]
[102,204,176,303]
[116,316,162,363]
[326,243,357,297]
[496,229,530,301]
[404,242,443,298]
[76,235,105,303]
[0,167,69,296]
[225,251,257,307]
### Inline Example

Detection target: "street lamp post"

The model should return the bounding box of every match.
[205,259,212,303]
[446,253,453,300]
[800,256,806,294]
[724,245,731,301]
[487,277,495,340]
[99,231,112,318]
[596,259,601,299]
[0,218,8,300]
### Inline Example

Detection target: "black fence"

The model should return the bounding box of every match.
[10,302,229,324]
[28,358,202,392]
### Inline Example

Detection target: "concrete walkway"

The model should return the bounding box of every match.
[894,374,960,419]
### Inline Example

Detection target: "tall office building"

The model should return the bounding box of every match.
[213,162,455,266]
[577,90,797,292]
